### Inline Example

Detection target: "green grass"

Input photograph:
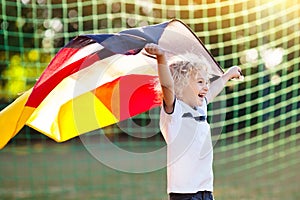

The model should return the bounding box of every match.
[0,141,167,200]
[0,138,299,200]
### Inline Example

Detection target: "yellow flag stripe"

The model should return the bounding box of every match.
[0,89,32,149]
[27,91,118,142]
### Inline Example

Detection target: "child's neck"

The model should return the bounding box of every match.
[179,98,198,110]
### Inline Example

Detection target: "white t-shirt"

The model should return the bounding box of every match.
[160,98,213,194]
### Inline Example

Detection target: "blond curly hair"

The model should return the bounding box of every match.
[171,53,210,98]
[153,53,211,101]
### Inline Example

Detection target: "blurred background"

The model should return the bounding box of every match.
[0,0,299,199]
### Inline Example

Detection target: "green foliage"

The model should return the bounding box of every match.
[0,50,51,100]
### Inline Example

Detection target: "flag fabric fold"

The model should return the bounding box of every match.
[0,19,223,149]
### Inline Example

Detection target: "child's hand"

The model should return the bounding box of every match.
[144,43,165,56]
[226,66,243,80]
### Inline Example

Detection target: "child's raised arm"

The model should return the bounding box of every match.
[206,66,242,103]
[144,43,175,113]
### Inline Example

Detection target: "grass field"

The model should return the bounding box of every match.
[1,135,299,200]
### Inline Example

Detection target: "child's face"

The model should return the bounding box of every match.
[181,70,209,107]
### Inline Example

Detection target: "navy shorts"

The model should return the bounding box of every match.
[169,191,214,200]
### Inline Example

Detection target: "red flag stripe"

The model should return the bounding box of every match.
[94,74,160,121]
[26,52,100,107]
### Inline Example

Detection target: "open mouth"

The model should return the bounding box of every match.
[198,93,205,98]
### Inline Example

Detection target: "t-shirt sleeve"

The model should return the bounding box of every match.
[160,99,182,143]
[162,97,176,115]
[161,98,181,119]
[160,98,182,124]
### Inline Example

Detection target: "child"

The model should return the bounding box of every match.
[144,43,242,200]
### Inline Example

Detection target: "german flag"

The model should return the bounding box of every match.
[0,19,223,149]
